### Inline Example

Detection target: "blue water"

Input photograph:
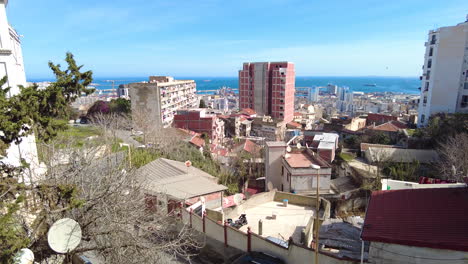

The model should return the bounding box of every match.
[29,76,420,95]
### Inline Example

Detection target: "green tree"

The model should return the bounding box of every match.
[368,132,391,145]
[0,52,93,262]
[0,52,94,152]
[109,98,131,114]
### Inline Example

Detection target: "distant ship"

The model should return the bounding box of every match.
[364,83,377,87]
[203,80,212,82]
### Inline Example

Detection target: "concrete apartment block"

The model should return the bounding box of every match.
[418,16,468,126]
[239,62,295,122]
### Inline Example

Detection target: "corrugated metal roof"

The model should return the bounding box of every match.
[361,188,468,252]
[136,158,227,199]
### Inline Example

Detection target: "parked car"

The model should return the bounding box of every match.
[231,251,285,264]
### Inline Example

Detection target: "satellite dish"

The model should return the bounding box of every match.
[47,218,82,254]
[311,164,321,169]
[285,153,291,159]
[296,142,302,149]
[286,146,292,153]
[233,193,243,205]
[13,248,34,264]
[267,181,274,191]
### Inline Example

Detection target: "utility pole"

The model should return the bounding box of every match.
[311,164,321,264]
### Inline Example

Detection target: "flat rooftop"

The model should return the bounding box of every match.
[236,201,314,242]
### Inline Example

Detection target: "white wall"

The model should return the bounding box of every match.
[381,179,466,190]
[0,1,41,183]
[418,21,468,126]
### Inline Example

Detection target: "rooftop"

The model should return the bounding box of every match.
[361,188,468,252]
[285,149,330,168]
[238,201,314,242]
[136,158,227,200]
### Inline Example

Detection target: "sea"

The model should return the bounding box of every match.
[29,76,421,95]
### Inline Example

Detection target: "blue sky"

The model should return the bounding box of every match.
[6,0,468,79]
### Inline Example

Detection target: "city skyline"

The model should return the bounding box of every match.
[6,0,468,79]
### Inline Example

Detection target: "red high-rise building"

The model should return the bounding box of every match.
[238,62,295,122]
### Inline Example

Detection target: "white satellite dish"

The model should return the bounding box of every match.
[296,142,302,149]
[285,153,291,159]
[13,248,34,264]
[311,164,321,169]
[233,193,243,205]
[47,218,82,254]
[267,181,274,191]
[286,146,292,153]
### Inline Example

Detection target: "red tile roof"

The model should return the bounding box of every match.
[367,113,397,124]
[240,108,256,116]
[361,188,468,252]
[189,135,205,148]
[368,122,400,132]
[390,120,408,129]
[243,139,260,155]
[287,121,302,129]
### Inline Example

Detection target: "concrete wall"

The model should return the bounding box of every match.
[265,142,286,191]
[129,82,162,128]
[368,242,467,264]
[181,207,358,264]
[381,179,466,190]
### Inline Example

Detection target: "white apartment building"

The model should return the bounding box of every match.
[129,76,197,128]
[336,86,354,113]
[0,0,41,183]
[418,16,468,127]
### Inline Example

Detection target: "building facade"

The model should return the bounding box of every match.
[129,76,197,128]
[418,16,468,127]
[173,109,225,145]
[0,0,41,183]
[239,62,295,122]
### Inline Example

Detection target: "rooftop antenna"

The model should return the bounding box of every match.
[47,218,82,254]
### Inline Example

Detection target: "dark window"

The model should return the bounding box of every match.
[280,106,284,110]
[429,47,433,56]
[462,96,468,108]
[431,35,436,45]
[281,166,284,175]
[287,173,291,182]
[425,82,429,91]
[427,59,432,68]
[423,96,427,104]
[464,82,468,90]
[426,70,430,80]
[421,114,425,123]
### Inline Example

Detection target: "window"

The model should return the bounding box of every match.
[462,96,468,108]
[281,166,284,176]
[425,82,429,91]
[430,35,436,45]
[280,99,284,103]
[280,106,284,110]
[421,114,425,123]
[427,59,432,68]
[423,96,427,104]
[279,113,284,117]
[429,47,433,56]
[465,82,468,90]
[426,70,430,80]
